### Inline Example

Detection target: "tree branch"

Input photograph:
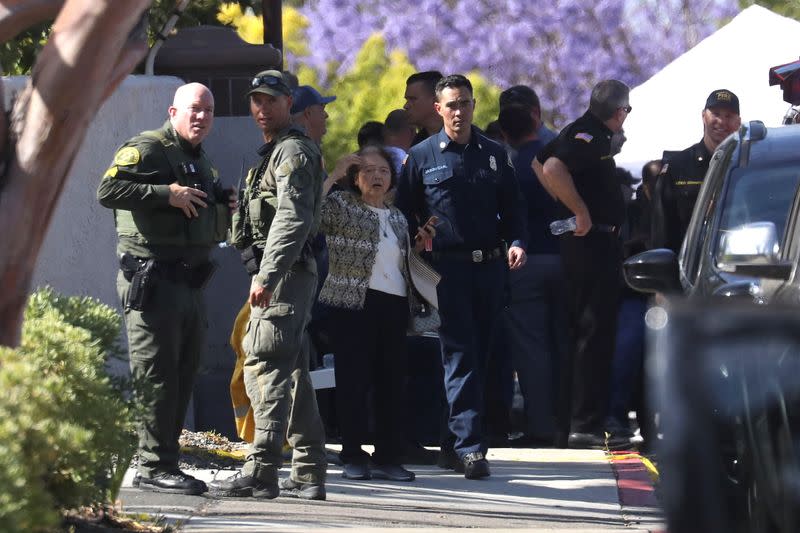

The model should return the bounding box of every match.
[0,0,151,347]
[0,74,6,182]
[0,0,64,43]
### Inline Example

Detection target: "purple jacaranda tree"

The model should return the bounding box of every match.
[298,0,739,127]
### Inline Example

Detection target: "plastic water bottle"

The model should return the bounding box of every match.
[550,216,577,235]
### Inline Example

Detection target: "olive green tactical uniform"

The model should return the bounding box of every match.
[241,126,327,486]
[97,121,228,479]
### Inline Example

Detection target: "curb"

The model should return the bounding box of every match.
[609,451,665,532]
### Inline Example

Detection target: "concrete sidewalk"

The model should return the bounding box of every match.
[118,448,664,532]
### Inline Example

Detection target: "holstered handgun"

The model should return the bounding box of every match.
[120,254,156,312]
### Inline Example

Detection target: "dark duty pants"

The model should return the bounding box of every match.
[330,289,409,465]
[504,253,569,440]
[560,232,622,434]
[117,271,205,478]
[433,256,507,457]
[242,258,327,485]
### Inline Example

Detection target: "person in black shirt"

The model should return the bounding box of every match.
[404,71,444,147]
[533,79,632,450]
[651,89,741,252]
[498,104,567,446]
[499,85,557,146]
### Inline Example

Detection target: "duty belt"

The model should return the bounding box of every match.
[591,224,619,235]
[120,253,215,288]
[431,246,504,263]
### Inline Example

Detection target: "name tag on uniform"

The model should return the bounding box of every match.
[423,166,452,185]
[424,165,448,175]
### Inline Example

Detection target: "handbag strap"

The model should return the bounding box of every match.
[404,232,423,296]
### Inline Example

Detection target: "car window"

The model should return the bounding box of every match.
[682,141,735,286]
[714,164,800,260]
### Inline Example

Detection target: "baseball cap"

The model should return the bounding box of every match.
[705,89,740,114]
[246,70,292,98]
[499,85,540,110]
[291,85,336,114]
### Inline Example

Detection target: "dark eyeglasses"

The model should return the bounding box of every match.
[251,75,285,89]
[620,105,632,113]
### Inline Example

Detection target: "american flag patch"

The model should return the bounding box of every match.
[575,132,593,143]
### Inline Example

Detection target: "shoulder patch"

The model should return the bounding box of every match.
[114,146,140,166]
[276,153,308,178]
[574,132,593,143]
[211,167,219,178]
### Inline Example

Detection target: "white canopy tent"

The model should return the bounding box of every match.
[616,5,800,176]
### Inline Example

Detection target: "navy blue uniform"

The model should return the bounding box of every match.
[500,139,568,444]
[536,111,624,438]
[396,127,527,457]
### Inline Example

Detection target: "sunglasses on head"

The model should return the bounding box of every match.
[251,75,285,89]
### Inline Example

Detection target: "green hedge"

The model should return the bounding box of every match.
[0,288,136,532]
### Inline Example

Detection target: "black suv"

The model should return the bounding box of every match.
[625,121,800,301]
[624,121,800,532]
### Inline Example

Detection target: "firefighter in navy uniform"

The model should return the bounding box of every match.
[97,83,233,495]
[651,89,741,252]
[395,74,528,480]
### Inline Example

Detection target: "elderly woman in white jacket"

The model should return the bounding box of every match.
[319,145,434,482]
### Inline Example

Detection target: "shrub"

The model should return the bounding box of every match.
[0,287,136,532]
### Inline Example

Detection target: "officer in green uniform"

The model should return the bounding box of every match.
[211,71,328,501]
[651,89,741,252]
[97,83,233,495]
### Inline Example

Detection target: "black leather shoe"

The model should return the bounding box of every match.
[137,471,207,495]
[568,432,633,451]
[607,433,635,451]
[463,452,490,480]
[210,471,279,499]
[436,448,464,473]
[401,442,439,465]
[370,464,415,482]
[342,462,371,480]
[279,478,326,500]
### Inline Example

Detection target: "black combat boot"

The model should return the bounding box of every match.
[210,471,279,499]
[136,470,208,495]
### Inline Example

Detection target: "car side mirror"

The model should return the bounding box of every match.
[717,222,791,279]
[623,249,681,293]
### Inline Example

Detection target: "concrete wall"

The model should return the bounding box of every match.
[3,75,265,435]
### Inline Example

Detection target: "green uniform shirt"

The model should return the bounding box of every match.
[253,127,324,291]
[97,121,227,264]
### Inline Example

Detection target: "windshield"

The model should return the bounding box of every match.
[715,163,800,258]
